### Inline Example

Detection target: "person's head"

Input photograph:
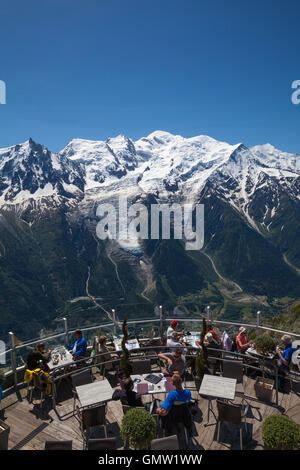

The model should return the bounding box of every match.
[281,335,292,346]
[124,378,134,393]
[172,373,183,389]
[36,342,45,352]
[170,320,178,331]
[74,329,82,340]
[173,348,183,361]
[206,323,213,332]
[99,335,107,345]
[239,327,247,336]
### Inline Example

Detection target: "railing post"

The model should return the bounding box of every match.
[159,305,163,342]
[9,332,18,388]
[112,309,117,336]
[63,317,68,347]
[256,311,261,336]
[206,305,211,322]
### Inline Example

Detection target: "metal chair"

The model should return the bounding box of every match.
[87,438,116,450]
[131,359,152,375]
[222,360,246,396]
[45,440,72,450]
[71,369,93,412]
[216,400,247,450]
[161,403,193,449]
[77,403,108,449]
[151,434,179,450]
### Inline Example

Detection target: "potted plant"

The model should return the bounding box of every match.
[119,316,132,379]
[254,335,276,356]
[121,407,156,449]
[194,317,209,390]
[253,335,276,401]
[262,415,300,450]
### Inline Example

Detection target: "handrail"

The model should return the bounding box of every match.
[2,314,300,386]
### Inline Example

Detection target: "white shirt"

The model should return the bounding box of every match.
[167,327,175,338]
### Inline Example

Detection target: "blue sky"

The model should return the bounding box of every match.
[0,0,300,153]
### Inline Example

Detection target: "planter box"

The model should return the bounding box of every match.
[0,419,10,450]
[254,377,274,402]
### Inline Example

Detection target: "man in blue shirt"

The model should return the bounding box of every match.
[156,374,191,416]
[276,335,296,368]
[69,329,87,366]
[276,335,296,392]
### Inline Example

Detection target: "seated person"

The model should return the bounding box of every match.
[158,348,186,377]
[204,331,220,348]
[93,335,119,370]
[69,329,87,363]
[205,323,221,344]
[276,335,296,370]
[112,377,144,407]
[167,320,185,339]
[167,332,186,351]
[27,342,50,372]
[156,374,191,416]
[236,327,253,354]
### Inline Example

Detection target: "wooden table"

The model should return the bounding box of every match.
[199,375,237,426]
[76,379,113,408]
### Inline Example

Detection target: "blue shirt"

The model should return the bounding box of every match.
[161,389,191,412]
[280,344,296,366]
[70,336,87,356]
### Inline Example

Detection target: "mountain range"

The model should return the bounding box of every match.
[1,131,300,341]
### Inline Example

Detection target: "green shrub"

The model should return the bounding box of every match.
[121,408,156,449]
[254,335,276,355]
[262,414,300,450]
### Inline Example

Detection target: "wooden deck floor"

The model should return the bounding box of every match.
[1,366,300,451]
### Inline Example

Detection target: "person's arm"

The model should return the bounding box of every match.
[237,338,249,351]
[158,352,172,365]
[276,347,289,366]
[156,392,175,416]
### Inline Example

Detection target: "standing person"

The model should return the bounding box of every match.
[69,329,87,365]
[236,327,253,354]
[158,348,186,377]
[156,374,191,416]
[167,320,185,339]
[27,342,50,372]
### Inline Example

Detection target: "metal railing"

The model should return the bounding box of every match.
[2,308,300,389]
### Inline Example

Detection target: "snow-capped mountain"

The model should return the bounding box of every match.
[1,131,300,215]
[0,138,85,206]
[1,130,300,343]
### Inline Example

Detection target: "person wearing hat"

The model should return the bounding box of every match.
[275,335,296,392]
[167,331,186,351]
[167,320,185,339]
[276,335,296,369]
[236,327,253,354]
